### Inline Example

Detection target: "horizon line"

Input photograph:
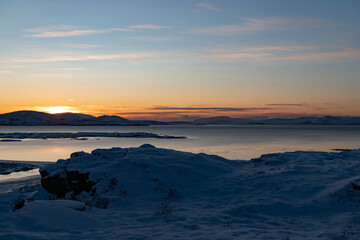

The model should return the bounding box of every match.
[1,109,359,122]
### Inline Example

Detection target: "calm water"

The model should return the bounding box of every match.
[0,125,359,161]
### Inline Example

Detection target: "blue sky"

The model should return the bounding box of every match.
[0,0,359,120]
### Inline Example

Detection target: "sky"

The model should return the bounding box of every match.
[0,0,360,120]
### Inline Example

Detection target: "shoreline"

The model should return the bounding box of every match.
[1,145,360,239]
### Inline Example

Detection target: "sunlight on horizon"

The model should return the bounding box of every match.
[0,1,359,119]
[36,106,79,114]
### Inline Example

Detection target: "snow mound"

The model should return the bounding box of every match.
[2,146,360,239]
[39,144,235,208]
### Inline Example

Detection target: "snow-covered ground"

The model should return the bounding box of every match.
[1,145,360,239]
[0,160,48,175]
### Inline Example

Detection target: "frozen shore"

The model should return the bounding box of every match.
[1,145,360,239]
[0,132,186,140]
[0,160,49,175]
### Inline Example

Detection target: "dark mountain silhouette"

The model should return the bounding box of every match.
[0,111,158,126]
[0,111,359,126]
[192,115,360,125]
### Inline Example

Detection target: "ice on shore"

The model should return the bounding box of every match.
[1,145,360,239]
[0,161,39,175]
[0,132,185,140]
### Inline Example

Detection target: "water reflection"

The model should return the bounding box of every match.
[0,125,359,161]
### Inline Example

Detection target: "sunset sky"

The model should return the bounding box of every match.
[1,0,359,120]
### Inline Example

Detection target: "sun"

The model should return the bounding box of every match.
[37,106,78,114]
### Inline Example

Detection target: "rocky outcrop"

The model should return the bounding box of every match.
[38,145,235,209]
[40,169,96,198]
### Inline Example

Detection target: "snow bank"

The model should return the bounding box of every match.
[1,146,360,239]
[38,144,235,208]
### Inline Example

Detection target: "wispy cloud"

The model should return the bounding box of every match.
[206,45,320,53]
[266,103,304,107]
[116,111,194,115]
[27,28,132,38]
[196,3,220,11]
[60,104,349,121]
[203,45,360,62]
[128,24,172,29]
[2,53,157,63]
[25,25,78,33]
[1,50,188,64]
[189,17,333,35]
[26,24,171,38]
[272,49,360,62]
[150,106,272,112]
[118,36,175,42]
[87,106,274,121]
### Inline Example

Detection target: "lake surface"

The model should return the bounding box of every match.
[0,125,359,161]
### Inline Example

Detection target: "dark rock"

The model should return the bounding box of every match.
[40,169,96,198]
[66,171,95,195]
[40,172,69,198]
[12,197,25,211]
[352,183,360,191]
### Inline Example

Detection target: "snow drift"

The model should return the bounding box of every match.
[1,145,360,239]
[38,144,235,208]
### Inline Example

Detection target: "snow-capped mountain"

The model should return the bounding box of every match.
[1,111,359,126]
[192,115,360,125]
[0,111,155,126]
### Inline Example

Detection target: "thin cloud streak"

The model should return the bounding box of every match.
[196,3,220,11]
[267,104,304,107]
[2,53,156,63]
[1,50,189,64]
[206,45,321,53]
[273,49,360,62]
[25,25,78,32]
[115,111,198,115]
[128,24,172,29]
[78,105,276,118]
[3,46,358,64]
[203,46,360,62]
[189,18,334,35]
[204,52,273,61]
[26,24,171,38]
[55,104,348,121]
[150,107,272,112]
[28,28,132,38]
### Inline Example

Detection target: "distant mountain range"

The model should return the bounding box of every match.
[0,111,162,126]
[191,116,360,125]
[0,111,359,126]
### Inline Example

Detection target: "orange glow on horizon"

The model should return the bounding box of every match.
[1,102,359,121]
[35,106,79,114]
